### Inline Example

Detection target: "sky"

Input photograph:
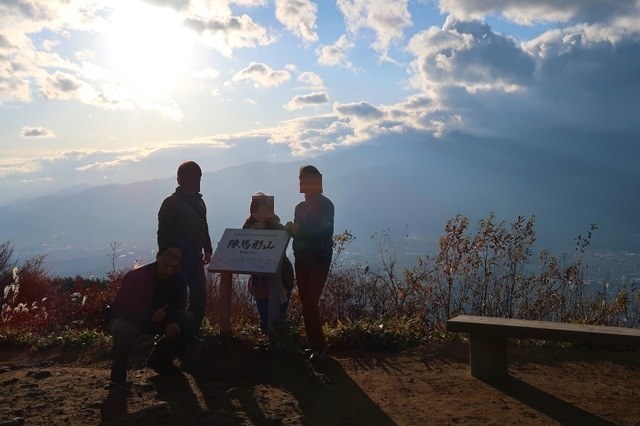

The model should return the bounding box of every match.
[1,0,639,204]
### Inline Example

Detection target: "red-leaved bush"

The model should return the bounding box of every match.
[1,248,123,333]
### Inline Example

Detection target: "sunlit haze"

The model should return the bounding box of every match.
[106,2,196,95]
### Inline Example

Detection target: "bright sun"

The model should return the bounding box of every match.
[106,2,194,94]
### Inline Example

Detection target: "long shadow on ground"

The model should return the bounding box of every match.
[487,375,616,425]
[183,336,395,425]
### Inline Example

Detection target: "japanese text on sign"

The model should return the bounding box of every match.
[226,238,276,252]
[208,228,290,275]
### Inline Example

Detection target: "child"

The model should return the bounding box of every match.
[243,192,294,332]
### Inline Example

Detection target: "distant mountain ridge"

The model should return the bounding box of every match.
[1,130,638,277]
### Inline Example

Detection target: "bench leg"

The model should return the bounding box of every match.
[469,333,508,380]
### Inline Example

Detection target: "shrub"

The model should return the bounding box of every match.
[1,255,122,333]
[2,216,638,352]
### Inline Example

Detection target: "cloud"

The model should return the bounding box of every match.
[1,0,110,35]
[0,33,36,104]
[185,14,275,56]
[0,134,300,202]
[407,17,535,93]
[28,70,183,120]
[142,0,191,10]
[267,98,430,154]
[336,0,412,60]
[317,35,356,69]
[334,101,383,119]
[522,23,640,133]
[438,0,639,25]
[228,62,291,88]
[0,34,13,48]
[0,75,32,104]
[0,150,101,181]
[40,71,83,99]
[285,91,329,110]
[297,71,323,88]
[405,16,640,137]
[0,157,43,178]
[134,97,184,121]
[1,141,231,183]
[41,38,60,51]
[21,126,56,139]
[0,1,57,22]
[275,0,319,43]
[74,50,96,62]
[385,94,454,136]
[234,0,269,6]
[266,114,347,154]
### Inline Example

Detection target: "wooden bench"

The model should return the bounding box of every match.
[446,315,640,380]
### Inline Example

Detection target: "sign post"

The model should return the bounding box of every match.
[208,228,290,334]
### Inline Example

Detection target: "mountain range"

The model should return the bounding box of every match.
[1,129,638,277]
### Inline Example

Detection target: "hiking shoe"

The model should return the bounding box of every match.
[110,359,127,384]
[147,348,180,375]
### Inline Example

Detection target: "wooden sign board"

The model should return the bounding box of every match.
[208,228,290,275]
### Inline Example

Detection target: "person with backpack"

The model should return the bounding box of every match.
[157,161,213,335]
[243,192,294,332]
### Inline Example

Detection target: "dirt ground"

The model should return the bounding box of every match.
[0,338,639,425]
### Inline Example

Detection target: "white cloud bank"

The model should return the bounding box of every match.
[439,0,637,25]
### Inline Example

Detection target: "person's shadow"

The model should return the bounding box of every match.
[305,356,395,425]
[144,372,210,423]
[100,372,212,424]
[189,338,394,425]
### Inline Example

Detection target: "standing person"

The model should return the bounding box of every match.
[108,247,194,384]
[157,161,212,335]
[285,165,334,360]
[243,192,294,332]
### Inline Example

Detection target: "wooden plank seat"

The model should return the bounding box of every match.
[446,315,640,380]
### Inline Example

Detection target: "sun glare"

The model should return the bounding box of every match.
[106,2,194,95]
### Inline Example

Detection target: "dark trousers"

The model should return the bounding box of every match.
[295,257,330,352]
[255,296,291,332]
[182,255,207,334]
[110,310,195,362]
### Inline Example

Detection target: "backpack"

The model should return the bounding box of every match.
[247,256,295,299]
[281,256,294,293]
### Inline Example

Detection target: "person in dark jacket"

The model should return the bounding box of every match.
[109,247,194,384]
[285,165,334,360]
[242,192,294,332]
[157,161,212,335]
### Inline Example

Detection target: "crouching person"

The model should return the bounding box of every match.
[108,246,194,384]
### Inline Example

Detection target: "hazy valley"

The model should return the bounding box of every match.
[1,130,638,282]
